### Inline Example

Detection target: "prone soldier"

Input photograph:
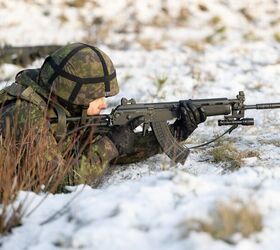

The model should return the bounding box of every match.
[0,43,206,186]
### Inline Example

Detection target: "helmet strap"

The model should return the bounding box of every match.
[41,43,116,105]
[86,45,111,96]
[81,108,88,125]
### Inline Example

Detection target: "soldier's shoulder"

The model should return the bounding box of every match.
[0,99,45,132]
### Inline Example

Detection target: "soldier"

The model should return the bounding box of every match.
[0,43,206,186]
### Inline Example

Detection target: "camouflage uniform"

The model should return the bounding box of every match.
[0,43,162,186]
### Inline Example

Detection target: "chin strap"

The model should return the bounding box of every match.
[81,109,89,125]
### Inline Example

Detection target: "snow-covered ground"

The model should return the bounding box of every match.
[1,0,280,249]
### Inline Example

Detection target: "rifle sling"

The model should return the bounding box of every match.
[189,125,238,149]
[17,85,68,139]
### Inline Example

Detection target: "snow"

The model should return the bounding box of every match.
[3,169,279,250]
[1,0,280,249]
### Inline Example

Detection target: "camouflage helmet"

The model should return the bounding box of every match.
[38,43,119,107]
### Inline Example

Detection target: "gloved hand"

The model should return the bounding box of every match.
[108,117,144,156]
[172,100,206,141]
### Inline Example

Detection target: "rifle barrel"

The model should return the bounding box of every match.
[245,103,280,110]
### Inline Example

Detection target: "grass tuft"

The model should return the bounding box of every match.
[198,4,208,12]
[153,74,168,91]
[180,199,262,243]
[208,142,260,170]
[58,13,69,24]
[184,40,205,52]
[65,0,86,8]
[274,33,280,43]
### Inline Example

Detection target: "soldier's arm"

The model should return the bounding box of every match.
[73,135,119,185]
[113,122,192,165]
[0,100,47,138]
[113,132,162,165]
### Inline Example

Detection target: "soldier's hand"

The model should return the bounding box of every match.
[108,117,144,156]
[173,100,206,141]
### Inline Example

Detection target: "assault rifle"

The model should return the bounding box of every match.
[64,91,280,164]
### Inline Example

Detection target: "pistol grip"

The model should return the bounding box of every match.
[151,121,190,164]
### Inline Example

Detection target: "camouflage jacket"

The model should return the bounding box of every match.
[0,69,161,186]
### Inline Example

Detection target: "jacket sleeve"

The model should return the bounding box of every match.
[113,131,162,165]
[113,123,190,165]
[73,135,119,185]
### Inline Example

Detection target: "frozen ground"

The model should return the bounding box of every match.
[1,0,280,249]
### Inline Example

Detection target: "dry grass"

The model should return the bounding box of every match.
[180,199,263,243]
[147,74,169,99]
[0,106,82,235]
[149,5,189,27]
[137,38,165,51]
[243,31,262,42]
[153,74,168,91]
[209,142,260,170]
[205,26,227,44]
[210,16,222,26]
[176,7,189,25]
[58,13,69,24]
[184,40,206,53]
[239,8,255,22]
[83,20,112,46]
[198,4,208,12]
[274,33,280,43]
[65,0,87,8]
[258,138,280,147]
[246,82,264,91]
[203,15,227,44]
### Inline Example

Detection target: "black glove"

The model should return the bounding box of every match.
[108,117,144,156]
[173,100,206,141]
